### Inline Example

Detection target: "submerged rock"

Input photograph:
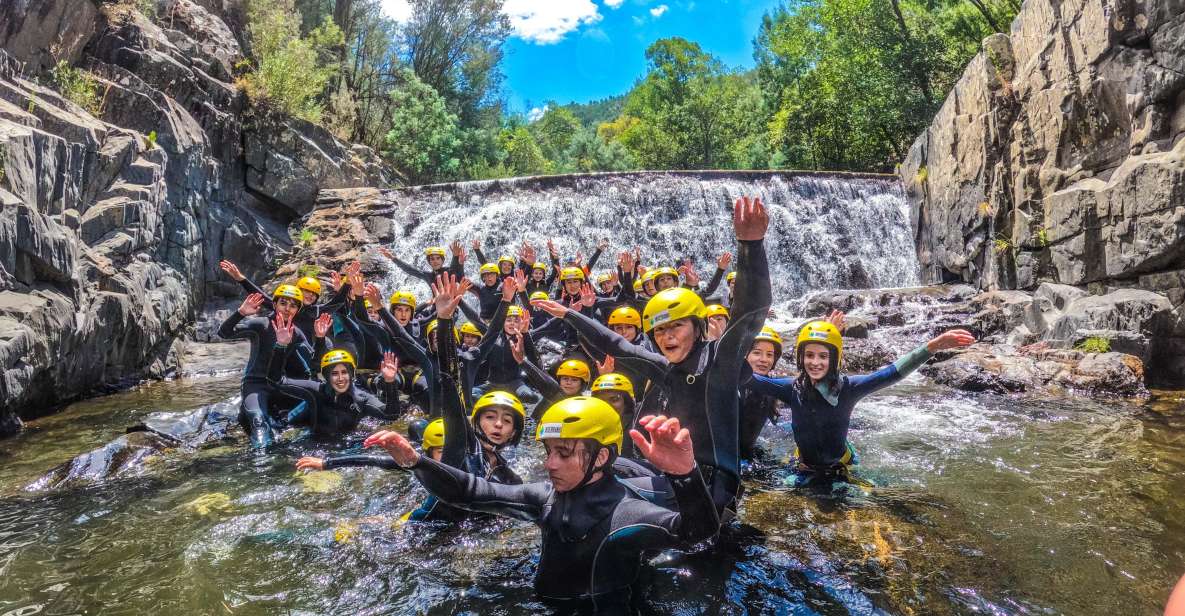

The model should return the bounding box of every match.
[921,343,1146,398]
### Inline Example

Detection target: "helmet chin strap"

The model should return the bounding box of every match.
[573,443,613,491]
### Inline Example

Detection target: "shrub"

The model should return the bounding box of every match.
[50,61,104,117]
[298,228,316,246]
[297,263,321,278]
[238,0,342,123]
[145,130,157,150]
[1076,337,1111,354]
[915,165,928,185]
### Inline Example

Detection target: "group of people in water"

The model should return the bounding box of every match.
[217,196,975,612]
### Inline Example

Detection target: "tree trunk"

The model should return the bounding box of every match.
[888,0,934,109]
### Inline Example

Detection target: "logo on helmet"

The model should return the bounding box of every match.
[649,309,671,329]
[538,423,564,439]
[808,331,830,340]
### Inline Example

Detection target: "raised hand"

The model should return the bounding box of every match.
[470,238,481,251]
[521,242,537,264]
[513,268,528,292]
[531,298,569,318]
[295,456,325,471]
[574,250,584,266]
[927,329,977,352]
[679,259,700,287]
[362,430,420,467]
[219,260,245,282]
[509,334,526,364]
[596,354,615,375]
[825,310,846,332]
[348,272,365,299]
[629,415,695,475]
[578,283,597,308]
[547,239,558,259]
[597,238,609,251]
[717,252,732,270]
[431,273,464,319]
[363,284,382,307]
[450,240,463,256]
[345,261,363,278]
[314,313,332,338]
[618,250,636,275]
[330,270,343,291]
[238,293,264,317]
[501,275,518,302]
[707,317,726,340]
[377,247,395,262]
[734,196,769,241]
[273,313,294,345]
[380,351,399,383]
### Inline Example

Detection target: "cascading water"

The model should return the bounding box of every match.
[377,171,918,305]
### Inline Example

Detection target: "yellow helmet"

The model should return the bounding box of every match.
[459,322,482,338]
[529,291,550,302]
[273,284,304,304]
[754,326,784,355]
[422,418,445,450]
[532,262,548,272]
[296,276,322,297]
[506,305,525,319]
[633,278,643,293]
[704,304,729,320]
[536,396,623,450]
[642,287,706,333]
[596,273,612,285]
[498,254,515,267]
[425,319,460,343]
[795,321,843,365]
[555,359,591,382]
[608,306,642,328]
[559,267,585,282]
[363,299,374,310]
[591,373,634,400]
[424,246,446,258]
[653,266,679,282]
[726,272,736,283]
[479,263,499,276]
[389,290,416,309]
[640,269,659,284]
[472,390,526,418]
[320,349,356,371]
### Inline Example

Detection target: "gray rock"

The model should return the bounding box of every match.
[1047,289,1174,341]
[921,343,1146,397]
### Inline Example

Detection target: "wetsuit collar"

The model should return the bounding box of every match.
[547,472,624,542]
[813,378,841,407]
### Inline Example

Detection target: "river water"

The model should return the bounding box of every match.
[0,374,1182,614]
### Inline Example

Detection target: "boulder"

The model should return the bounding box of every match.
[1046,289,1174,341]
[921,343,1146,397]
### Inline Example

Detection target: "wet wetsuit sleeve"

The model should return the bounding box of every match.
[625,467,721,545]
[237,275,268,302]
[312,335,328,368]
[457,298,485,329]
[435,316,475,466]
[411,456,548,523]
[521,358,562,404]
[449,255,463,278]
[700,267,725,298]
[472,248,488,266]
[324,454,404,471]
[846,345,933,400]
[477,301,509,361]
[748,374,795,404]
[586,247,603,271]
[217,311,254,340]
[320,280,351,312]
[390,255,433,284]
[562,310,668,382]
[358,383,401,419]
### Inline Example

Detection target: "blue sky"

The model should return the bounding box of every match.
[383,0,785,115]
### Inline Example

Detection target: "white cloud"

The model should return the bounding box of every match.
[604,0,625,8]
[528,105,550,122]
[503,0,603,44]
[380,0,412,22]
[649,4,669,17]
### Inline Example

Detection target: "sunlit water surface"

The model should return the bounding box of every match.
[1,375,1182,615]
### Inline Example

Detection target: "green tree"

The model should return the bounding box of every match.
[383,69,462,184]
[241,0,343,123]
[499,126,550,176]
[531,106,582,162]
[562,128,637,173]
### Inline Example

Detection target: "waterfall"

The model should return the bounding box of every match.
[379,171,920,306]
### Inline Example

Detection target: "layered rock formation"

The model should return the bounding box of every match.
[0,0,391,436]
[900,0,1185,385]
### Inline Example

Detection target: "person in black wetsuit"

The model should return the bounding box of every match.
[378,243,463,293]
[738,326,784,461]
[589,372,638,458]
[532,196,772,518]
[217,285,314,448]
[703,304,730,341]
[364,397,720,613]
[469,263,503,321]
[275,347,401,436]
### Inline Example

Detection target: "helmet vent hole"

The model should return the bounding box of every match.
[563,417,581,423]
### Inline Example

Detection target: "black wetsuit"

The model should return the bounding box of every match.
[409,457,719,612]
[275,376,400,435]
[469,283,503,321]
[562,238,771,516]
[389,254,463,292]
[738,385,779,461]
[218,311,314,447]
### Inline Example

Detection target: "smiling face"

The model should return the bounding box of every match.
[532,268,546,281]
[503,317,522,335]
[656,274,678,291]
[643,279,657,296]
[328,364,351,394]
[610,323,638,341]
[461,333,480,347]
[558,376,584,396]
[599,280,615,293]
[476,407,518,448]
[367,308,380,322]
[800,342,832,382]
[481,272,498,287]
[500,261,514,275]
[427,254,445,269]
[652,318,698,364]
[562,279,582,296]
[301,293,317,307]
[393,305,413,325]
[746,340,777,376]
[274,296,300,320]
[544,439,608,493]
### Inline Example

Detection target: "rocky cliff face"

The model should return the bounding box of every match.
[900,0,1185,385]
[0,0,392,435]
